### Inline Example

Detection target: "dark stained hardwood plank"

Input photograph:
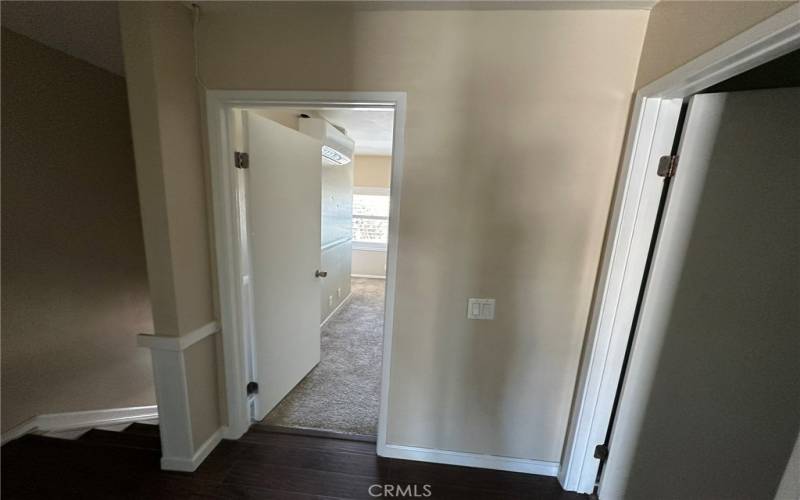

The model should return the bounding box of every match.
[223,461,382,499]
[386,457,563,495]
[1,427,589,500]
[252,424,377,443]
[236,441,389,477]
[79,428,161,451]
[122,422,161,437]
[240,427,377,455]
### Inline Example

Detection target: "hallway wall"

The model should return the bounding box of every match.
[321,158,354,323]
[1,28,155,432]
[196,3,649,462]
[352,155,391,278]
[634,0,793,88]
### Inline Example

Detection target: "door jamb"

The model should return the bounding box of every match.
[204,91,407,454]
[559,5,800,493]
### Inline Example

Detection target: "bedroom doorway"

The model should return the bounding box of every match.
[252,108,395,438]
[206,91,406,447]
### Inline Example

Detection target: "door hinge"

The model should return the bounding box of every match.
[246,381,259,396]
[594,443,609,461]
[657,154,678,178]
[234,151,250,169]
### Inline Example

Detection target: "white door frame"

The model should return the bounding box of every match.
[559,5,800,494]
[205,90,407,449]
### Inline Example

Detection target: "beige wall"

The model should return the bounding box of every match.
[1,28,155,431]
[352,249,387,278]
[119,2,221,449]
[354,155,392,189]
[352,155,391,277]
[197,3,648,461]
[635,0,794,89]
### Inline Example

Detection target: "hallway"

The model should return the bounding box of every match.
[262,278,385,436]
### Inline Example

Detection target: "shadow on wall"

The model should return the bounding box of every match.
[193,1,644,461]
[0,27,156,432]
[623,92,800,499]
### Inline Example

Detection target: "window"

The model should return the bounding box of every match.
[353,187,390,251]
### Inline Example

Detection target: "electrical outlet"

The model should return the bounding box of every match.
[337,287,342,298]
[467,298,495,320]
[328,295,333,307]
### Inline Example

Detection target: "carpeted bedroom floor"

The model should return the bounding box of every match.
[262,277,385,436]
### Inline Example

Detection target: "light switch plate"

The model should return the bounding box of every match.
[467,298,495,320]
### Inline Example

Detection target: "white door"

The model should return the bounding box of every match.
[602,88,800,498]
[244,111,322,420]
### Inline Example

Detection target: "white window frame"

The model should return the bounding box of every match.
[352,186,390,252]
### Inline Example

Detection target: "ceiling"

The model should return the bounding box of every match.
[258,107,395,156]
[1,1,125,76]
[316,109,395,156]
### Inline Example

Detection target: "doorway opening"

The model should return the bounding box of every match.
[558,6,800,493]
[206,91,406,448]
[252,107,395,438]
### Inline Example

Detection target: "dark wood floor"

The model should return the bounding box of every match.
[1,423,588,499]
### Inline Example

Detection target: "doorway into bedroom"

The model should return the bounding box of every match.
[248,106,394,438]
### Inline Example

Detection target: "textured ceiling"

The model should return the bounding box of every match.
[317,109,395,157]
[1,1,125,76]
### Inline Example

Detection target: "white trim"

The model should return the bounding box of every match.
[320,291,353,329]
[352,241,388,252]
[136,321,220,351]
[321,237,351,252]
[354,186,390,196]
[351,273,386,280]
[138,323,222,471]
[161,426,226,472]
[1,405,159,445]
[561,4,800,494]
[559,97,682,493]
[205,91,406,453]
[381,444,559,477]
[641,4,800,99]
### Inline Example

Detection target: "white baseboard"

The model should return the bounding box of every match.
[379,443,560,477]
[351,274,386,279]
[1,405,159,445]
[161,426,226,472]
[321,291,353,328]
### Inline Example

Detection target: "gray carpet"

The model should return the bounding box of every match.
[262,278,385,436]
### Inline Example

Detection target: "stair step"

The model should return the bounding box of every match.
[122,422,160,437]
[79,428,161,451]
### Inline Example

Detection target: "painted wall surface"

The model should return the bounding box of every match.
[119,3,221,449]
[354,155,392,188]
[352,155,391,278]
[352,249,387,278]
[321,159,354,323]
[197,3,648,462]
[0,28,155,431]
[635,0,793,89]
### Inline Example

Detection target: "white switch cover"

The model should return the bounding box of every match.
[328,295,334,307]
[467,298,495,320]
[337,287,342,298]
